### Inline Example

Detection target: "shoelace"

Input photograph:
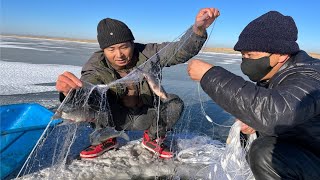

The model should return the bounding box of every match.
[101,139,114,147]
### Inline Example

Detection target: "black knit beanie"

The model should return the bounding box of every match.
[97,18,135,49]
[234,11,299,54]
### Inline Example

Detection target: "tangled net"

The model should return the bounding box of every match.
[15,25,255,180]
[176,121,256,179]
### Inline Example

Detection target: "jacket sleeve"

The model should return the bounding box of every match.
[142,26,207,67]
[200,66,320,135]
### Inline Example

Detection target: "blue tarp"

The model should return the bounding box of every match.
[0,103,61,179]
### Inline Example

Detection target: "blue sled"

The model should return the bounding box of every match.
[0,103,61,179]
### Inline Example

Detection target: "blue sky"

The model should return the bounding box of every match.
[2,0,319,53]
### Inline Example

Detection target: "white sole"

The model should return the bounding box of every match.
[141,142,173,158]
[80,143,119,159]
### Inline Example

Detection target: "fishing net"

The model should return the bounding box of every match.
[15,24,255,180]
[175,121,256,179]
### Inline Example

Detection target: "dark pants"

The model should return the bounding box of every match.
[109,94,184,139]
[247,136,320,180]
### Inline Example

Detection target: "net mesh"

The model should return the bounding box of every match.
[15,25,255,180]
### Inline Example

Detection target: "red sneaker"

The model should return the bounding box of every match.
[141,130,173,159]
[80,138,118,158]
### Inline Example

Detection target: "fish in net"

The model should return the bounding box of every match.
[15,24,255,180]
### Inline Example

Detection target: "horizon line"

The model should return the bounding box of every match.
[2,34,320,56]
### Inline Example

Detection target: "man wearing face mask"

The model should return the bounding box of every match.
[188,11,320,179]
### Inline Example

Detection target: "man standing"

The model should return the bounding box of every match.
[56,8,220,159]
[188,11,320,179]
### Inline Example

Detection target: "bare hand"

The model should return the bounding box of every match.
[193,8,220,35]
[236,119,256,135]
[187,59,213,81]
[56,71,82,96]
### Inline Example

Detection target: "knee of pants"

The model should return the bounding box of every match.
[161,94,184,122]
[247,136,275,170]
[163,94,184,111]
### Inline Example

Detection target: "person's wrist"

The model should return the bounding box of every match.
[200,66,215,82]
[193,25,205,36]
[203,64,214,75]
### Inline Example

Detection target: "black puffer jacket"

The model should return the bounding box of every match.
[200,51,320,155]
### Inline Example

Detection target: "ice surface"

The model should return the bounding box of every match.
[0,60,81,95]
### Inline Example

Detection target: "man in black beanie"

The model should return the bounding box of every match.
[56,8,220,159]
[188,11,320,179]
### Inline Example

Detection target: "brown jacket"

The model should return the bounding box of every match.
[80,26,207,108]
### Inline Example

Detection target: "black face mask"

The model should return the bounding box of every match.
[240,55,272,82]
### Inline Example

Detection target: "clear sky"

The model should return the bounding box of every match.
[1,0,319,53]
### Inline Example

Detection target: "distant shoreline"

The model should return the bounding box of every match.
[2,34,320,58]
[1,34,98,44]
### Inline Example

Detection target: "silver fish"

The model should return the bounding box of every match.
[136,68,168,99]
[90,127,130,145]
[52,108,96,123]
